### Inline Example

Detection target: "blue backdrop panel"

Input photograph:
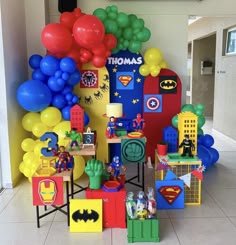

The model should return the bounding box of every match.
[106,51,144,160]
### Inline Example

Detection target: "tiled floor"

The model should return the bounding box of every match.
[1,119,236,245]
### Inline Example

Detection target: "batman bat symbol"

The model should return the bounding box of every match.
[72,209,99,222]
[160,80,177,90]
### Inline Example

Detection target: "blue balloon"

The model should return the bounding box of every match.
[208,147,219,164]
[65,92,73,101]
[84,112,90,126]
[60,57,76,73]
[62,106,71,120]
[62,72,70,81]
[52,94,67,109]
[29,54,43,69]
[48,76,64,92]
[17,80,52,112]
[57,78,66,87]
[67,70,81,86]
[62,85,73,95]
[40,56,60,76]
[72,95,79,104]
[202,134,214,148]
[55,70,62,78]
[197,144,212,169]
[32,69,48,82]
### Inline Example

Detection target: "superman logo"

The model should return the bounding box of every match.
[118,75,132,86]
[158,186,182,205]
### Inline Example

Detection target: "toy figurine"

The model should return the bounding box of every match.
[107,155,126,180]
[132,113,146,132]
[106,116,122,138]
[179,134,195,157]
[65,128,82,151]
[146,187,156,219]
[126,192,137,219]
[53,146,71,173]
[136,191,148,220]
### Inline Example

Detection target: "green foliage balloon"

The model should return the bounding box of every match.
[93,5,151,54]
[172,115,178,128]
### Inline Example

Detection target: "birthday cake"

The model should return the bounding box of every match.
[106,103,123,118]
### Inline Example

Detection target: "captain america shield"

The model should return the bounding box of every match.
[144,94,162,112]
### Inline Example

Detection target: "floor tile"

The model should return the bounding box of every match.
[0,222,50,245]
[171,217,236,245]
[167,189,225,218]
[207,188,236,216]
[45,221,112,245]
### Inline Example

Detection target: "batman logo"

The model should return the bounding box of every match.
[72,209,99,222]
[160,80,177,90]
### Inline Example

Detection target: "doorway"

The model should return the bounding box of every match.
[188,34,216,118]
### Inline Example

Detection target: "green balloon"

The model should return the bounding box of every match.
[128,40,142,53]
[197,127,204,135]
[104,19,118,34]
[110,5,118,13]
[198,115,206,128]
[116,28,122,38]
[195,103,205,115]
[117,12,129,28]
[181,104,196,113]
[136,27,151,42]
[172,115,178,128]
[132,19,144,29]
[123,27,133,40]
[128,14,137,23]
[195,108,204,116]
[93,8,107,22]
[108,12,117,20]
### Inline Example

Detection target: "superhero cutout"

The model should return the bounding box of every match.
[53,146,71,173]
[107,156,126,180]
[38,179,57,205]
[179,134,195,158]
[65,128,82,151]
[132,113,146,132]
[106,116,122,138]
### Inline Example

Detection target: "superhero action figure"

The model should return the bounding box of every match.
[179,134,195,157]
[126,192,137,219]
[107,155,126,180]
[65,128,82,151]
[106,116,122,138]
[136,191,148,220]
[53,146,71,173]
[132,113,146,132]
[146,187,156,219]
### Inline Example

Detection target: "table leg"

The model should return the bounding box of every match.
[36,206,40,228]
[66,181,70,226]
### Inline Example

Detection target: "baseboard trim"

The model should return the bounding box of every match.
[212,128,236,145]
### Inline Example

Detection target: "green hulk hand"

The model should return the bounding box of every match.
[85,159,103,189]
[125,143,143,162]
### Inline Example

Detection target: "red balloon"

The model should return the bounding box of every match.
[73,15,105,49]
[104,34,117,50]
[80,48,93,60]
[92,43,106,56]
[92,55,106,68]
[60,12,77,31]
[41,23,73,54]
[73,8,84,18]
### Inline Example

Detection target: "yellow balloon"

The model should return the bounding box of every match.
[21,138,36,152]
[22,112,41,132]
[40,107,62,127]
[23,167,31,178]
[160,60,168,68]
[73,156,85,180]
[139,64,150,76]
[53,121,71,146]
[19,161,25,173]
[23,152,37,165]
[32,122,50,138]
[150,65,161,77]
[34,141,47,156]
[144,48,163,65]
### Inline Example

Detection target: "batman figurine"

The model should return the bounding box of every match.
[179,134,195,158]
